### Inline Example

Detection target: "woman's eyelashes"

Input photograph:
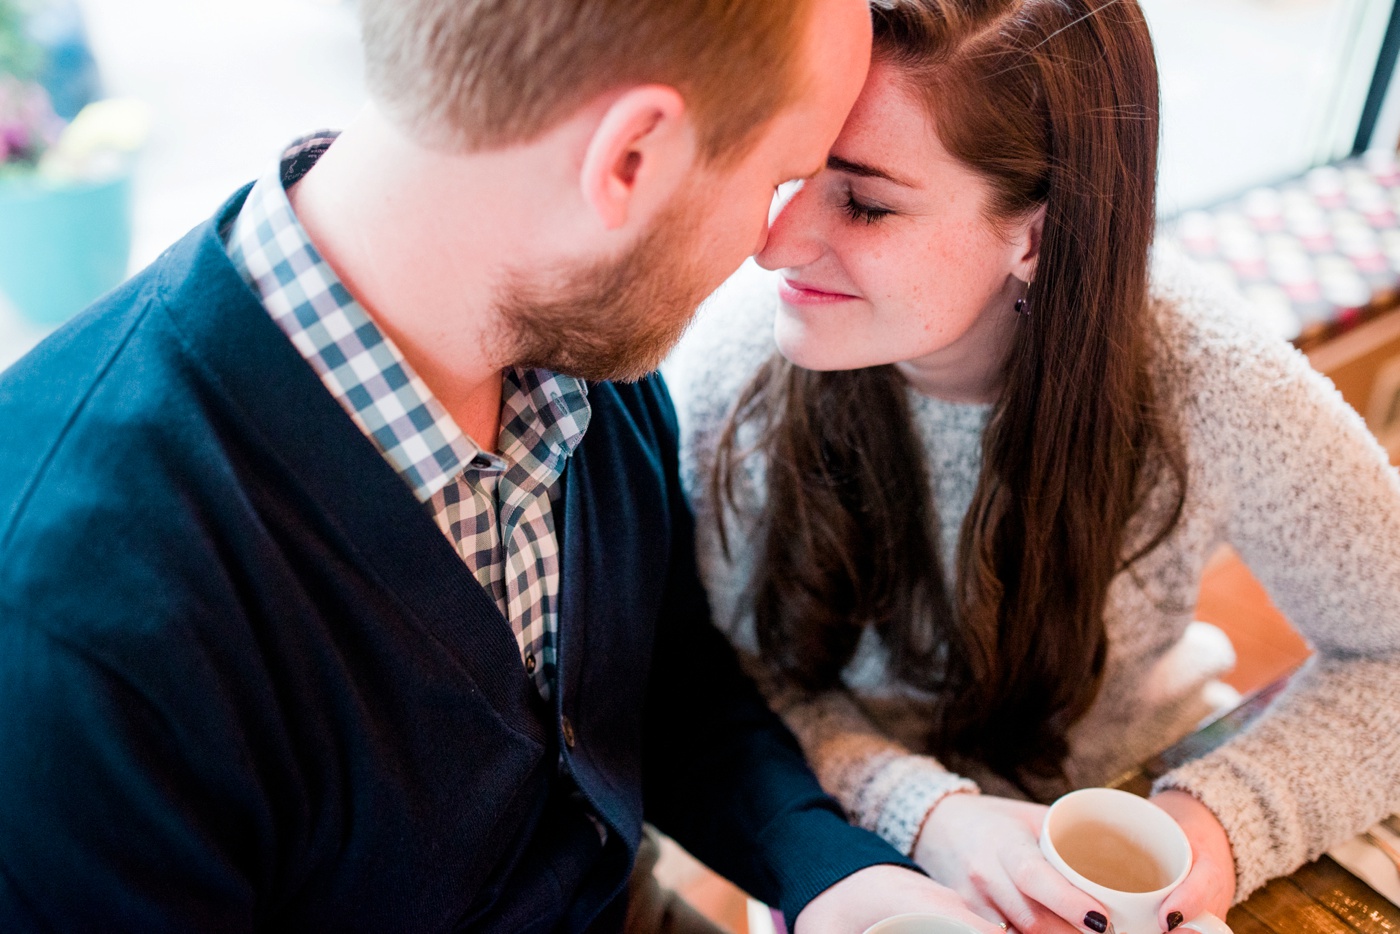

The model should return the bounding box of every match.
[840,190,895,225]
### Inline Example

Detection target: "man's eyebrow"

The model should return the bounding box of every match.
[827,154,917,188]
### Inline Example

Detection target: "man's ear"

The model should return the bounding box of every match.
[1011,203,1047,282]
[580,85,692,231]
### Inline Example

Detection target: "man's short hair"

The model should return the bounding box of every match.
[360,0,816,165]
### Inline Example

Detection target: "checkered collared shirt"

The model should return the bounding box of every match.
[225,133,591,700]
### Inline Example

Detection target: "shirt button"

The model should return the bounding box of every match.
[525,653,536,674]
[561,715,576,749]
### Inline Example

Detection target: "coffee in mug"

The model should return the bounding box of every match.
[1052,819,1176,893]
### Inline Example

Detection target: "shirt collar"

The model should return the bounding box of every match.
[224,132,591,502]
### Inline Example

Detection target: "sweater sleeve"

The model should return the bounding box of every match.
[0,621,258,933]
[1149,257,1400,900]
[666,264,977,860]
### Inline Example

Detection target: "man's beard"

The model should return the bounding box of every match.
[497,192,711,383]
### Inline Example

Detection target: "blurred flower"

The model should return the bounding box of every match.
[0,2,142,179]
[0,73,62,168]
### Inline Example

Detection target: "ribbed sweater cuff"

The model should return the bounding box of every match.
[758,806,925,928]
[861,757,980,856]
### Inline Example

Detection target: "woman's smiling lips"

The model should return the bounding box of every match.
[778,277,859,305]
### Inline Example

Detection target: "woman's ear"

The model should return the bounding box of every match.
[579,85,692,231]
[1010,203,1047,283]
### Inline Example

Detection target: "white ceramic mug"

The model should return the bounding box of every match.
[1040,788,1231,934]
[862,914,984,934]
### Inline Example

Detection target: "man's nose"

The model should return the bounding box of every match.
[755,183,824,271]
[752,216,771,257]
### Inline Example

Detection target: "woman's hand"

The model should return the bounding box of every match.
[1151,791,1236,930]
[914,794,1110,933]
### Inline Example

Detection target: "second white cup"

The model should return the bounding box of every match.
[862,914,984,934]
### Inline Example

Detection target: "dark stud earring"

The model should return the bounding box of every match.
[1014,297,1030,316]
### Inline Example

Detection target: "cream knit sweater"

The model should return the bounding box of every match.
[664,252,1400,901]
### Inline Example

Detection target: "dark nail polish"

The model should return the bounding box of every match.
[1085,911,1108,933]
[1167,911,1184,930]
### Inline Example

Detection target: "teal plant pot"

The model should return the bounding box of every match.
[0,173,132,325]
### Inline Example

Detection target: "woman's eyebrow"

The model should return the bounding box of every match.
[827,154,918,188]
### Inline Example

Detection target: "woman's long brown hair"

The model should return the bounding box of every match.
[712,0,1187,791]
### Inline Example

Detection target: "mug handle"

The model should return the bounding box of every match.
[1179,911,1232,934]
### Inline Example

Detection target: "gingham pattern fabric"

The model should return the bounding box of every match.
[429,368,590,695]
[226,133,591,698]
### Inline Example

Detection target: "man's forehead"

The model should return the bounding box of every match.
[790,0,873,108]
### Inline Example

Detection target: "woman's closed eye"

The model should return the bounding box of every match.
[841,191,895,225]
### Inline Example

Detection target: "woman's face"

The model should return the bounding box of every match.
[757,60,1042,401]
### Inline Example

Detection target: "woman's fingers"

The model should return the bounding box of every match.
[954,876,1008,928]
[1158,860,1232,930]
[1151,791,1236,928]
[965,896,1009,930]
[1002,843,1112,932]
[975,858,1085,934]
[916,795,1125,934]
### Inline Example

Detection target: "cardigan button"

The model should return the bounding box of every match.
[561,716,577,749]
[525,653,536,674]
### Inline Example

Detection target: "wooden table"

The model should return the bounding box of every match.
[1111,676,1400,933]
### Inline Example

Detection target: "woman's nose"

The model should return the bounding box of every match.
[755,181,826,271]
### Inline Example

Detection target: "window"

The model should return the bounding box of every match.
[1147,0,1398,214]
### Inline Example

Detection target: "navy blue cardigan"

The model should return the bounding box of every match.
[0,189,916,932]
